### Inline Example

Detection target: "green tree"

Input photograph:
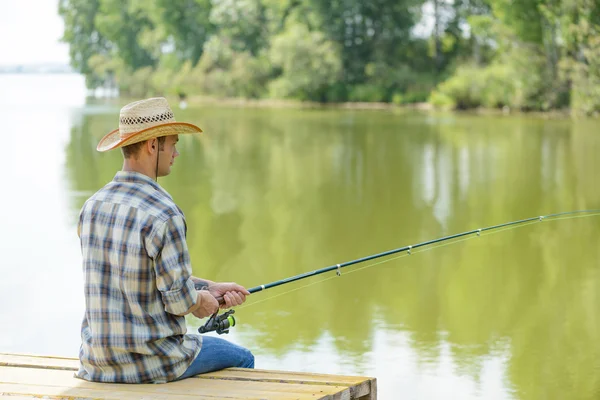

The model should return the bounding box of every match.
[209,0,268,55]
[548,0,600,115]
[57,0,600,111]
[142,0,214,65]
[268,22,342,101]
[307,0,420,84]
[58,0,110,88]
[95,0,156,70]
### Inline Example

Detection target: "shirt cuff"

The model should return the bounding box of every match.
[161,278,197,315]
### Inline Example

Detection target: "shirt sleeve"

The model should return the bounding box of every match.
[153,215,198,315]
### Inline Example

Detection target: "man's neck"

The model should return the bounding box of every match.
[122,158,157,181]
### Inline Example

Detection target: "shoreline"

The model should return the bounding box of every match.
[177,95,579,119]
[96,93,585,119]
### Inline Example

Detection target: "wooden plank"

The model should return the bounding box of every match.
[0,353,374,399]
[357,378,377,400]
[0,354,374,398]
[202,369,374,398]
[204,368,369,385]
[0,367,350,400]
[0,382,344,400]
[0,353,79,371]
[0,383,223,400]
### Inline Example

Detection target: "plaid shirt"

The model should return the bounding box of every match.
[76,171,201,383]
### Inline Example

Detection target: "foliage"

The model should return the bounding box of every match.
[209,0,267,55]
[58,0,110,88]
[432,46,554,111]
[305,0,419,85]
[151,0,214,65]
[569,35,600,116]
[268,23,342,101]
[192,35,272,98]
[58,0,600,114]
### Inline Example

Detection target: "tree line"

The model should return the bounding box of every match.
[59,0,600,115]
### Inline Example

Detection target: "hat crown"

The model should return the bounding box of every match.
[96,96,201,152]
[119,97,176,137]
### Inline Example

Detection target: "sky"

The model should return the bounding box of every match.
[0,0,70,66]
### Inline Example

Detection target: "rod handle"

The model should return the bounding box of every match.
[196,284,261,305]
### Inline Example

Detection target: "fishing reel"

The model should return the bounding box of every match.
[198,309,236,335]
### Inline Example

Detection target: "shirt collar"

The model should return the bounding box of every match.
[113,171,163,192]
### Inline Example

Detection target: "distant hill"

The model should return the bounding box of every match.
[0,63,74,74]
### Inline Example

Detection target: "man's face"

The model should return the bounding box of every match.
[158,135,180,177]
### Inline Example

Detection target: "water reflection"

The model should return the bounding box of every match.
[8,78,599,399]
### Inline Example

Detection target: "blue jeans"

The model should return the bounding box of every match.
[176,336,254,380]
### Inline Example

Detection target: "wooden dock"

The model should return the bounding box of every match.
[0,353,376,400]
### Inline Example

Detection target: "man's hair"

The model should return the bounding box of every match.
[121,136,167,159]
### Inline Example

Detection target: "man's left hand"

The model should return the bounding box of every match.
[208,282,250,309]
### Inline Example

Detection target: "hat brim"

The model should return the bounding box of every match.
[97,122,203,152]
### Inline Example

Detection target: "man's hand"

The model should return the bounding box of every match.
[191,290,219,319]
[208,282,250,309]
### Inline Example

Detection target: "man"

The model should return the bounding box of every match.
[76,97,254,384]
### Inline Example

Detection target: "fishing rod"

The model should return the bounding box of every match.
[196,209,599,334]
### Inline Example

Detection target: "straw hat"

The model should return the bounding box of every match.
[97,97,202,152]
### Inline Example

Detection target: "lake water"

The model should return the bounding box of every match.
[0,73,598,399]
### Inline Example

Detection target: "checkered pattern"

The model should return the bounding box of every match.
[75,171,201,383]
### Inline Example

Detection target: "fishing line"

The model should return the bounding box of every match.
[235,210,600,311]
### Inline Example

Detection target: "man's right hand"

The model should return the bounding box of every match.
[191,290,219,319]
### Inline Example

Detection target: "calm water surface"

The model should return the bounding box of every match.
[0,74,599,400]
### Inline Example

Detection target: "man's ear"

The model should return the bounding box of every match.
[146,138,157,153]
